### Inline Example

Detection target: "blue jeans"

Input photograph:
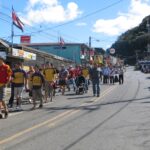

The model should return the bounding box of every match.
[92,79,100,95]
[67,78,77,90]
[84,78,89,92]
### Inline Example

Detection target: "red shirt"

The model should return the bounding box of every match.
[0,64,12,85]
[75,68,82,77]
[68,68,76,78]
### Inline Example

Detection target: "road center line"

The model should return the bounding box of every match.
[0,85,117,145]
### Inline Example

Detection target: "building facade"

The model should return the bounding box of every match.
[23,43,90,64]
[0,39,74,70]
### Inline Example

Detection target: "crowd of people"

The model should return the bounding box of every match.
[0,56,125,118]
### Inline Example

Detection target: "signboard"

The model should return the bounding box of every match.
[109,48,115,54]
[12,48,36,60]
[0,51,6,60]
[20,36,31,44]
[24,51,36,60]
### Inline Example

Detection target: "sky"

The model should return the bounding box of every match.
[0,0,150,50]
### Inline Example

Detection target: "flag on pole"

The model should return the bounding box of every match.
[12,7,24,32]
[59,36,65,46]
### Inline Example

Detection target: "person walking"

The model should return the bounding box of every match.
[31,65,45,110]
[27,66,35,103]
[81,65,89,92]
[109,66,115,84]
[43,62,56,102]
[89,63,100,97]
[12,62,27,110]
[58,64,69,95]
[102,66,110,84]
[7,65,15,109]
[0,56,12,118]
[118,66,124,84]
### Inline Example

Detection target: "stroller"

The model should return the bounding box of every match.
[75,75,86,94]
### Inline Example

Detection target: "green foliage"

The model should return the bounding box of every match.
[112,15,150,65]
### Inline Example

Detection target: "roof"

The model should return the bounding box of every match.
[0,39,73,62]
[0,39,10,48]
[21,42,89,47]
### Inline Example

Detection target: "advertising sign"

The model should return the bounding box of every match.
[20,36,31,44]
[12,48,36,60]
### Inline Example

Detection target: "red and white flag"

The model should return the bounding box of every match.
[12,7,24,32]
[59,36,65,46]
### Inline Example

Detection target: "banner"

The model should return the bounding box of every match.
[12,48,36,60]
[20,36,31,44]
[94,55,103,64]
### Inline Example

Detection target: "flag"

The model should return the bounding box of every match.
[12,7,24,32]
[59,36,65,46]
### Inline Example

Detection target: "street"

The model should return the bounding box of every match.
[1,67,150,150]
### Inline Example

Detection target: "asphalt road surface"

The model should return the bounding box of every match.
[1,67,150,150]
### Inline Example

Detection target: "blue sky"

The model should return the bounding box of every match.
[0,0,150,50]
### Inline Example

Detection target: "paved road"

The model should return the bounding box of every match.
[1,67,150,150]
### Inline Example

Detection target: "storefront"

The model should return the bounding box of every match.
[0,39,74,69]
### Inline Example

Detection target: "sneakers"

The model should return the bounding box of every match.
[28,99,33,104]
[4,111,8,118]
[7,104,13,108]
[38,104,43,109]
[0,113,3,119]
[16,106,23,111]
[93,94,100,97]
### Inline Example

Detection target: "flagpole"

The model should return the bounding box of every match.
[11,7,14,55]
[11,21,14,52]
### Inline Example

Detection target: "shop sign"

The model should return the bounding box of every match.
[12,48,36,60]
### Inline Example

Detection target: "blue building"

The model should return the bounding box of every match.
[23,43,90,64]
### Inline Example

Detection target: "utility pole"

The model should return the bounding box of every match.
[89,36,92,62]
[89,36,91,48]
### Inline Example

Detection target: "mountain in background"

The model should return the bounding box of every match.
[111,15,150,65]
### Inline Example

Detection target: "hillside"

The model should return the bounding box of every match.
[111,15,150,64]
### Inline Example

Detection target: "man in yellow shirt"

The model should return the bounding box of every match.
[43,62,56,102]
[81,65,89,92]
[12,62,27,110]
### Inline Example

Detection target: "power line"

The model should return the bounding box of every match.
[0,0,124,44]
[27,0,124,35]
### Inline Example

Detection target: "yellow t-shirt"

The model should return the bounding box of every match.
[82,68,89,78]
[13,72,25,84]
[44,68,56,82]
[32,76,42,86]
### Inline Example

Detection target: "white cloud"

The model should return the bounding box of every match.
[93,0,150,36]
[23,0,82,25]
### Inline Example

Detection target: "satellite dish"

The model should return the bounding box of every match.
[110,48,115,54]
